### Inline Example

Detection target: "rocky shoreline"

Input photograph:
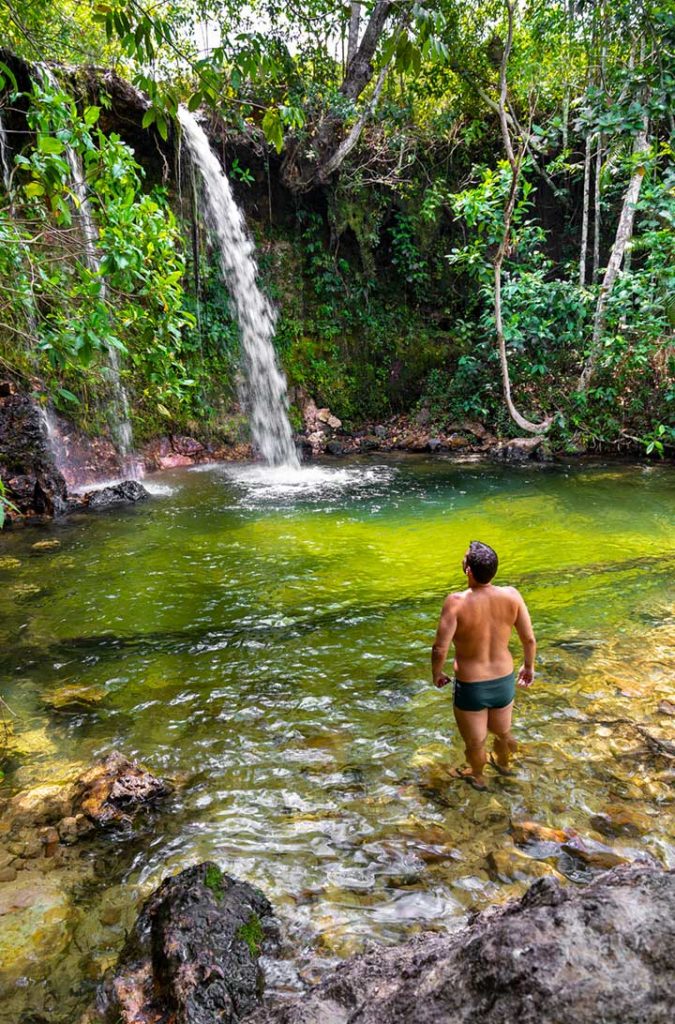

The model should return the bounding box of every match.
[0,383,643,526]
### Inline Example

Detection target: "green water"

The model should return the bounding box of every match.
[1,456,674,1020]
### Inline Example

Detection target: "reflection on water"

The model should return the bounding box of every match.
[0,456,673,1021]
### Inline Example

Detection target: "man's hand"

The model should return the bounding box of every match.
[517,666,534,688]
[434,674,452,689]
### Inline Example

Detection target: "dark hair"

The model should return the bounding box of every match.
[466,540,498,583]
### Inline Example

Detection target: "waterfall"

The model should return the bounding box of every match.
[177,107,299,469]
[35,64,137,476]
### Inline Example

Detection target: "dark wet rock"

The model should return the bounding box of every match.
[426,437,442,452]
[85,480,149,510]
[171,434,205,456]
[252,865,674,1024]
[97,862,275,1024]
[0,392,68,519]
[326,440,345,457]
[374,424,387,438]
[359,437,379,452]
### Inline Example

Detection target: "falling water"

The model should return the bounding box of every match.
[177,107,299,469]
[35,65,137,475]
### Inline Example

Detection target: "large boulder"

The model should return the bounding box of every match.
[0,391,68,517]
[97,862,275,1024]
[253,865,673,1024]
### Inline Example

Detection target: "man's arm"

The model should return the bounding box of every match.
[514,590,536,687]
[431,595,459,687]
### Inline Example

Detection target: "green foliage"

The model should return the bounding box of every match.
[237,913,264,957]
[203,863,225,899]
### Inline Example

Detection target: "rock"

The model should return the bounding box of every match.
[252,866,674,1024]
[0,555,21,569]
[359,437,379,452]
[486,846,564,883]
[316,409,342,431]
[561,835,631,869]
[448,432,470,449]
[72,751,170,827]
[170,434,204,456]
[31,538,61,551]
[426,437,442,452]
[42,683,107,711]
[158,452,194,468]
[588,804,651,839]
[374,425,387,438]
[326,440,345,457]
[657,699,675,716]
[0,870,74,981]
[85,480,150,511]
[494,435,544,462]
[6,783,74,827]
[5,751,169,834]
[0,392,68,518]
[97,862,275,1024]
[511,820,571,845]
[0,865,17,882]
[0,380,14,397]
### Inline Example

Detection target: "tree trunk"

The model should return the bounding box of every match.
[494,1,552,435]
[318,62,389,181]
[578,119,650,391]
[579,132,592,286]
[346,3,362,69]
[592,133,602,280]
[341,0,392,100]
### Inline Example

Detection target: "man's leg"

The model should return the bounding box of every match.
[487,703,517,769]
[453,707,488,785]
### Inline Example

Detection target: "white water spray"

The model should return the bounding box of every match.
[36,65,137,475]
[177,107,299,469]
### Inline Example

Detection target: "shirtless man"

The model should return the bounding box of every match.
[431,540,536,791]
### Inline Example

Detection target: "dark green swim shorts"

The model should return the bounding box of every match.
[453,672,515,712]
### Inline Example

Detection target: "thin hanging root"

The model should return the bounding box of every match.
[494,1,552,436]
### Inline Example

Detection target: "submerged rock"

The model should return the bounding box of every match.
[85,480,150,510]
[252,865,674,1024]
[5,751,169,835]
[97,862,275,1024]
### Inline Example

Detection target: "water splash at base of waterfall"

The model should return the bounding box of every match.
[177,106,299,470]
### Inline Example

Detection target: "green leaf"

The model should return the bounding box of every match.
[262,108,283,154]
[24,181,45,198]
[57,387,80,405]
[157,403,172,417]
[37,135,65,155]
[156,115,168,142]
[142,108,156,129]
[83,106,101,126]
[187,92,202,112]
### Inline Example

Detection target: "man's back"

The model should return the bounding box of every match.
[452,585,520,681]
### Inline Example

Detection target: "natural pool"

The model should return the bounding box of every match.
[0,456,673,1021]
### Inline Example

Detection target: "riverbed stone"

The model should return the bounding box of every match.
[511,820,571,845]
[5,751,170,836]
[42,683,107,710]
[85,480,150,510]
[96,862,276,1024]
[251,865,674,1024]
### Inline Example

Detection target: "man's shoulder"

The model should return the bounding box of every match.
[443,589,469,607]
[496,584,523,602]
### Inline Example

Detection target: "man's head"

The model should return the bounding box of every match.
[462,540,498,584]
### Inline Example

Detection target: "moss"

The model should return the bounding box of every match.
[236,912,264,957]
[203,863,225,900]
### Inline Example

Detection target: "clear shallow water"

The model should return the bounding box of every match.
[0,456,674,1019]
